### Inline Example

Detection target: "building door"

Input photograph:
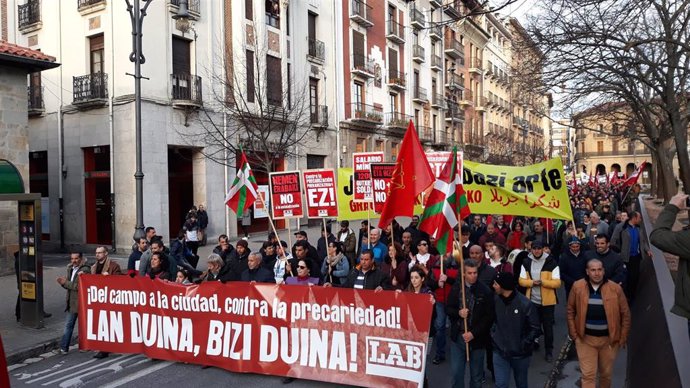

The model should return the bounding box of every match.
[168,148,194,237]
[89,34,105,98]
[84,146,112,245]
[310,78,318,123]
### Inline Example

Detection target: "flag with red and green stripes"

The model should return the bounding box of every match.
[225,150,259,215]
[419,147,471,256]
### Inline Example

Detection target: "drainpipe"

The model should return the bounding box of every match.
[109,0,117,252]
[57,1,65,252]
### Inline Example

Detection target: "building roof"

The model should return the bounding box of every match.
[0,40,59,71]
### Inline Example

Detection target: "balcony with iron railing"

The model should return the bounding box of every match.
[411,7,426,29]
[445,103,465,122]
[307,38,325,63]
[434,129,449,145]
[469,57,483,74]
[386,112,412,132]
[430,0,442,8]
[459,89,473,106]
[350,0,374,27]
[476,95,487,112]
[73,72,108,107]
[386,19,405,44]
[445,72,463,90]
[444,36,464,59]
[78,0,107,14]
[413,86,428,103]
[418,125,434,143]
[311,105,328,128]
[171,73,203,107]
[351,54,375,78]
[27,85,44,116]
[443,0,463,18]
[169,0,200,18]
[430,54,443,71]
[429,24,442,41]
[413,45,425,63]
[387,69,406,90]
[18,0,41,31]
[350,103,383,124]
[431,93,446,109]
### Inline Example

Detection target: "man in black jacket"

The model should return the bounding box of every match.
[325,250,390,291]
[585,234,626,287]
[241,252,275,283]
[559,237,588,300]
[491,272,541,388]
[219,239,250,281]
[212,234,235,262]
[447,259,495,388]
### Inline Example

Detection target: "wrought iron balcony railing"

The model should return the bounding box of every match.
[73,72,108,104]
[171,73,203,106]
[18,0,40,29]
[308,38,325,62]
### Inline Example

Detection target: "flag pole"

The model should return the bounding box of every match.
[367,206,371,250]
[323,217,333,284]
[455,220,470,362]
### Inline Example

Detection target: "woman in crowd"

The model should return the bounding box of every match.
[506,221,526,251]
[285,258,320,286]
[321,241,350,286]
[201,254,226,282]
[175,269,192,285]
[147,252,170,280]
[380,242,409,290]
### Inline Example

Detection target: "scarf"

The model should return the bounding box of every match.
[326,252,344,266]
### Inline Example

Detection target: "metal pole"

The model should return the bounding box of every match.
[127,0,150,242]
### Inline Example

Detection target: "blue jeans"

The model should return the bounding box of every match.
[450,340,485,388]
[60,312,78,352]
[434,302,447,359]
[493,351,530,388]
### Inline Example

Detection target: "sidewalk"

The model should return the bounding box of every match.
[0,224,328,365]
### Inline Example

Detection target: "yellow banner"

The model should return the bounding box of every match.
[462,157,573,220]
[337,168,424,221]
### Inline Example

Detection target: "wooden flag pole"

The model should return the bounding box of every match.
[367,206,371,250]
[456,218,470,362]
[323,217,332,284]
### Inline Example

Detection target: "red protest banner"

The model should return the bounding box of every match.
[303,169,338,218]
[370,163,396,214]
[78,276,433,388]
[352,152,385,202]
[426,151,464,179]
[269,171,304,219]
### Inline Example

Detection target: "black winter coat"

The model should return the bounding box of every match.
[491,291,542,359]
[341,267,391,290]
[446,281,495,349]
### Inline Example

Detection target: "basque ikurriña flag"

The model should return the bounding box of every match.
[225,150,259,215]
[418,147,471,256]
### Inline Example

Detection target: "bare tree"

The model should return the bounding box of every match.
[523,0,690,202]
[180,43,316,175]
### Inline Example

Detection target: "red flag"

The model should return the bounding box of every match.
[611,171,620,185]
[623,161,647,187]
[378,121,435,229]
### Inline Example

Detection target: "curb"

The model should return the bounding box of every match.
[544,335,575,388]
[6,336,77,366]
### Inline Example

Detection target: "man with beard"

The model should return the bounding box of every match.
[585,235,626,287]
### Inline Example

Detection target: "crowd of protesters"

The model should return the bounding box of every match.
[60,181,656,387]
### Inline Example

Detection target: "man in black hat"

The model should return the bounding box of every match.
[491,272,541,388]
[560,236,588,299]
[291,231,320,267]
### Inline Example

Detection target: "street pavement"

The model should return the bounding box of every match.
[2,223,627,387]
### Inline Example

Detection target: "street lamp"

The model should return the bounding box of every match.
[126,0,153,242]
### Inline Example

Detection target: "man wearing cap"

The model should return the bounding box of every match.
[491,272,542,388]
[560,237,588,300]
[567,258,630,388]
[337,220,357,266]
[518,239,561,362]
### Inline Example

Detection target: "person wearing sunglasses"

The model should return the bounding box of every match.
[285,259,320,286]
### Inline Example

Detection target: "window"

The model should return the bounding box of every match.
[391,142,399,160]
[388,4,396,22]
[414,109,420,126]
[308,12,316,41]
[172,36,191,75]
[612,139,618,153]
[246,50,255,102]
[287,63,292,108]
[389,93,396,113]
[266,55,282,105]
[375,140,384,152]
[597,141,604,154]
[355,137,367,153]
[354,82,363,109]
[310,78,318,122]
[245,0,253,20]
[90,34,104,74]
[265,0,280,28]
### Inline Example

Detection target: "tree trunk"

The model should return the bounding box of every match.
[657,137,677,203]
[673,125,690,195]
